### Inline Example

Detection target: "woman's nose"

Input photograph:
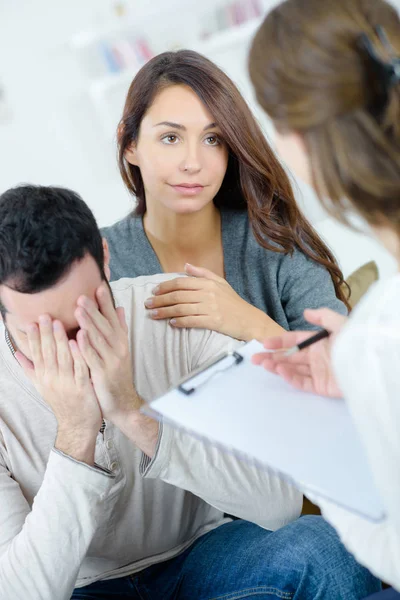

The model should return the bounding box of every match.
[179,143,202,173]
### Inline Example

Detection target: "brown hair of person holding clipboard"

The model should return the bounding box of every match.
[249,0,400,596]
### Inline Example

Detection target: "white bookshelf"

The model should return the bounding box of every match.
[88,16,263,94]
[72,2,266,138]
[193,16,262,55]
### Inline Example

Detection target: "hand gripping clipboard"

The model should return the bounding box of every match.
[142,340,385,522]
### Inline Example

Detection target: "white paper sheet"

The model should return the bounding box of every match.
[144,339,385,521]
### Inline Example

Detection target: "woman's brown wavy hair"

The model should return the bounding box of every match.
[118,49,349,307]
[249,0,400,236]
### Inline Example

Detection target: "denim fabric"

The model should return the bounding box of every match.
[72,516,380,600]
[365,591,400,599]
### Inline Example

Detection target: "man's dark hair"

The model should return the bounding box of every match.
[0,185,105,312]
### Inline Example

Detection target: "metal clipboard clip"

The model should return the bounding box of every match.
[178,350,244,396]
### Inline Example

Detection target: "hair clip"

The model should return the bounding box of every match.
[358,26,400,89]
[358,26,400,116]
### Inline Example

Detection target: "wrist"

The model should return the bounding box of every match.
[105,388,143,426]
[109,403,142,437]
[56,427,98,466]
[112,407,159,459]
[247,308,285,342]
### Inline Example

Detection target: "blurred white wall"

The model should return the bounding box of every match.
[0,0,398,278]
[0,0,130,226]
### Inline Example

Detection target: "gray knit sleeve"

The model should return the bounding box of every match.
[278,248,348,331]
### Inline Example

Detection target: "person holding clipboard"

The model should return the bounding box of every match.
[249,0,400,596]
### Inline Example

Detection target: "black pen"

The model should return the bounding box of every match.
[284,328,330,356]
[263,329,330,357]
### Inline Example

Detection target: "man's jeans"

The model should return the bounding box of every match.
[366,591,400,599]
[72,516,381,600]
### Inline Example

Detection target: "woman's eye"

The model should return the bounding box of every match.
[205,136,220,146]
[161,134,179,144]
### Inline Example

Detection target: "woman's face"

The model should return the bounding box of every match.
[125,84,229,215]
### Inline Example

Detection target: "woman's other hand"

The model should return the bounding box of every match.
[252,308,347,397]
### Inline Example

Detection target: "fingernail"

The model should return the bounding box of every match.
[170,319,176,325]
[151,309,158,317]
[39,315,50,325]
[152,285,160,295]
[52,321,62,331]
[144,298,153,308]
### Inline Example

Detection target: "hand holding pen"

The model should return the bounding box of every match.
[251,308,347,398]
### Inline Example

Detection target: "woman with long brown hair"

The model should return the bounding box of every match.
[250,0,400,596]
[98,50,381,599]
[102,49,348,344]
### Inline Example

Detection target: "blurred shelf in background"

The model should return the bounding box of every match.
[71,0,266,138]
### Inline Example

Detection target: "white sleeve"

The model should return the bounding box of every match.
[142,328,303,531]
[0,449,114,600]
[314,323,400,590]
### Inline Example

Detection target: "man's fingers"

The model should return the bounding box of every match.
[77,291,114,340]
[116,307,128,333]
[95,282,120,327]
[27,323,44,371]
[38,315,57,371]
[75,307,112,356]
[15,351,35,380]
[69,339,91,386]
[53,321,73,375]
[76,329,102,371]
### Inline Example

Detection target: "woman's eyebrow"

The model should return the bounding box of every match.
[154,121,218,131]
[154,121,185,130]
[204,122,218,130]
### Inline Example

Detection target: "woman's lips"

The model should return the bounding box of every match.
[171,184,205,196]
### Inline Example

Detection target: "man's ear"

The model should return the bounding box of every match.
[102,238,111,281]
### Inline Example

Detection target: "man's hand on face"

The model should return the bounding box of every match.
[15,316,102,466]
[74,282,143,428]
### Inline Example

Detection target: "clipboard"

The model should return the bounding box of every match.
[143,339,385,522]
